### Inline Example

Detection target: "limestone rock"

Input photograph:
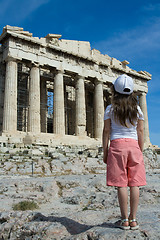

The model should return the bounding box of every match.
[0,147,160,238]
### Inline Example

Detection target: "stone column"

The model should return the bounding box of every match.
[27,64,40,133]
[139,93,151,147]
[0,63,5,132]
[3,58,17,132]
[94,80,104,139]
[40,79,47,133]
[75,75,86,136]
[53,70,65,134]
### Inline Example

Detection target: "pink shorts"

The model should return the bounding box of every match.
[107,138,146,187]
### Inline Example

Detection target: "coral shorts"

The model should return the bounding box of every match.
[107,138,146,187]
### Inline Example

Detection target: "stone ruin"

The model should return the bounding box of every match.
[0,25,152,148]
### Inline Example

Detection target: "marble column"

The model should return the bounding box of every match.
[139,92,151,147]
[27,64,40,133]
[75,75,86,136]
[0,63,5,132]
[53,70,65,134]
[94,80,104,139]
[3,58,17,132]
[40,80,47,133]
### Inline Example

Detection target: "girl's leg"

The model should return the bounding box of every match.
[129,186,139,227]
[117,187,128,225]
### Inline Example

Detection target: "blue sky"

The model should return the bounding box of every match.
[0,0,160,146]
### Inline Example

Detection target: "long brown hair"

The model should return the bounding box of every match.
[111,85,138,127]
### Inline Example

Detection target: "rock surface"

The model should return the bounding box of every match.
[0,171,160,239]
[0,146,160,239]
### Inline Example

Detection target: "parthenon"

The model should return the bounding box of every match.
[0,25,151,147]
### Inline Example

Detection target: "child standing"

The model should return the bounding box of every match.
[102,74,146,230]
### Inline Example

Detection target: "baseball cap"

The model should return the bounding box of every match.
[113,74,133,95]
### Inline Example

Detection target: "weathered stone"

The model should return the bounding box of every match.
[0,146,159,239]
[0,166,159,239]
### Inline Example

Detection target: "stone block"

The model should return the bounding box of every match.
[32,149,43,156]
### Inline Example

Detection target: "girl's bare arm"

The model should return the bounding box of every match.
[102,119,111,164]
[137,119,144,152]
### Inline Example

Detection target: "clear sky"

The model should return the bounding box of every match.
[0,0,159,147]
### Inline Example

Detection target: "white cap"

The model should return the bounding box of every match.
[113,74,133,95]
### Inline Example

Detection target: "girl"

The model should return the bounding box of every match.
[102,74,146,230]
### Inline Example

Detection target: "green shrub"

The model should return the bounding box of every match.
[13,200,39,211]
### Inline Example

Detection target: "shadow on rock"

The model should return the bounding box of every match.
[32,212,115,235]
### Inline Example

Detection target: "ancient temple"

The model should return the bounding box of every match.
[0,25,151,147]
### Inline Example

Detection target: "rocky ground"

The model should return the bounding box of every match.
[0,146,160,240]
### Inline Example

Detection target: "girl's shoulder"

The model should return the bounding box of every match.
[105,104,113,113]
[106,104,112,110]
[104,104,112,120]
[137,105,141,111]
[137,105,144,120]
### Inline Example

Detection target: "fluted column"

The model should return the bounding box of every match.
[94,80,104,138]
[27,64,40,133]
[53,70,65,134]
[139,93,151,147]
[75,75,86,136]
[3,58,17,132]
[40,80,47,133]
[0,64,5,132]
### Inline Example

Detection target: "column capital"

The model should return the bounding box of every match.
[137,88,148,95]
[4,56,18,63]
[74,74,85,82]
[28,62,40,69]
[94,78,103,85]
[56,67,64,74]
[140,92,147,96]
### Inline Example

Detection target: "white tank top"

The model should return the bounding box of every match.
[104,104,144,141]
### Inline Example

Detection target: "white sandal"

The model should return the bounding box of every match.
[129,219,139,230]
[115,219,130,230]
